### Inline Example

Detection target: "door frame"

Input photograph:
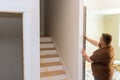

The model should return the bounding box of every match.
[0,11,40,80]
[78,0,85,80]
[0,11,32,80]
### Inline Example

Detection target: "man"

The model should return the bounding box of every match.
[82,33,114,80]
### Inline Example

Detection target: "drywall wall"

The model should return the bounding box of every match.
[29,0,40,80]
[0,0,40,80]
[44,0,79,80]
[104,15,120,59]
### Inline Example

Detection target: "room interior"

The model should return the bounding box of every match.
[0,12,23,80]
[84,0,120,80]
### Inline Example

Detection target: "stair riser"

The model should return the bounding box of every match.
[41,57,59,63]
[41,66,63,72]
[40,44,54,48]
[40,38,52,42]
[40,74,66,80]
[40,50,57,55]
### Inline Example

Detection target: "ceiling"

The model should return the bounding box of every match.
[84,0,120,15]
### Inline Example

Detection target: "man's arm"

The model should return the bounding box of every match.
[84,36,98,47]
[82,49,93,63]
[83,55,93,63]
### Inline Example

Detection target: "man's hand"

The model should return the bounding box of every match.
[83,36,88,40]
[81,49,87,57]
[81,49,94,63]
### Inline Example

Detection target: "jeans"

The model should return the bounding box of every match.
[94,77,98,80]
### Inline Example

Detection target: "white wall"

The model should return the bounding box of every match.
[44,0,80,80]
[29,0,40,80]
[0,0,40,80]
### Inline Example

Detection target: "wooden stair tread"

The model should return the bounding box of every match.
[40,54,59,58]
[40,48,56,50]
[40,36,68,79]
[40,70,66,77]
[40,62,62,67]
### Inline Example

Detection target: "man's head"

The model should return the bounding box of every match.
[99,33,112,46]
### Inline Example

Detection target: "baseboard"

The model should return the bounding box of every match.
[52,38,71,80]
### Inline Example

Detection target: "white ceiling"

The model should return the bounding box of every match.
[84,0,120,15]
[84,0,120,9]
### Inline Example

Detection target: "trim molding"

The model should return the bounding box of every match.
[52,38,71,80]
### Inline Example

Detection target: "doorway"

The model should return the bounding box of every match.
[84,0,120,80]
[0,12,23,80]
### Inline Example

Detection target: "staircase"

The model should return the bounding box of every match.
[40,36,68,80]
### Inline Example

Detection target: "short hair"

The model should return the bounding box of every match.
[102,33,112,45]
